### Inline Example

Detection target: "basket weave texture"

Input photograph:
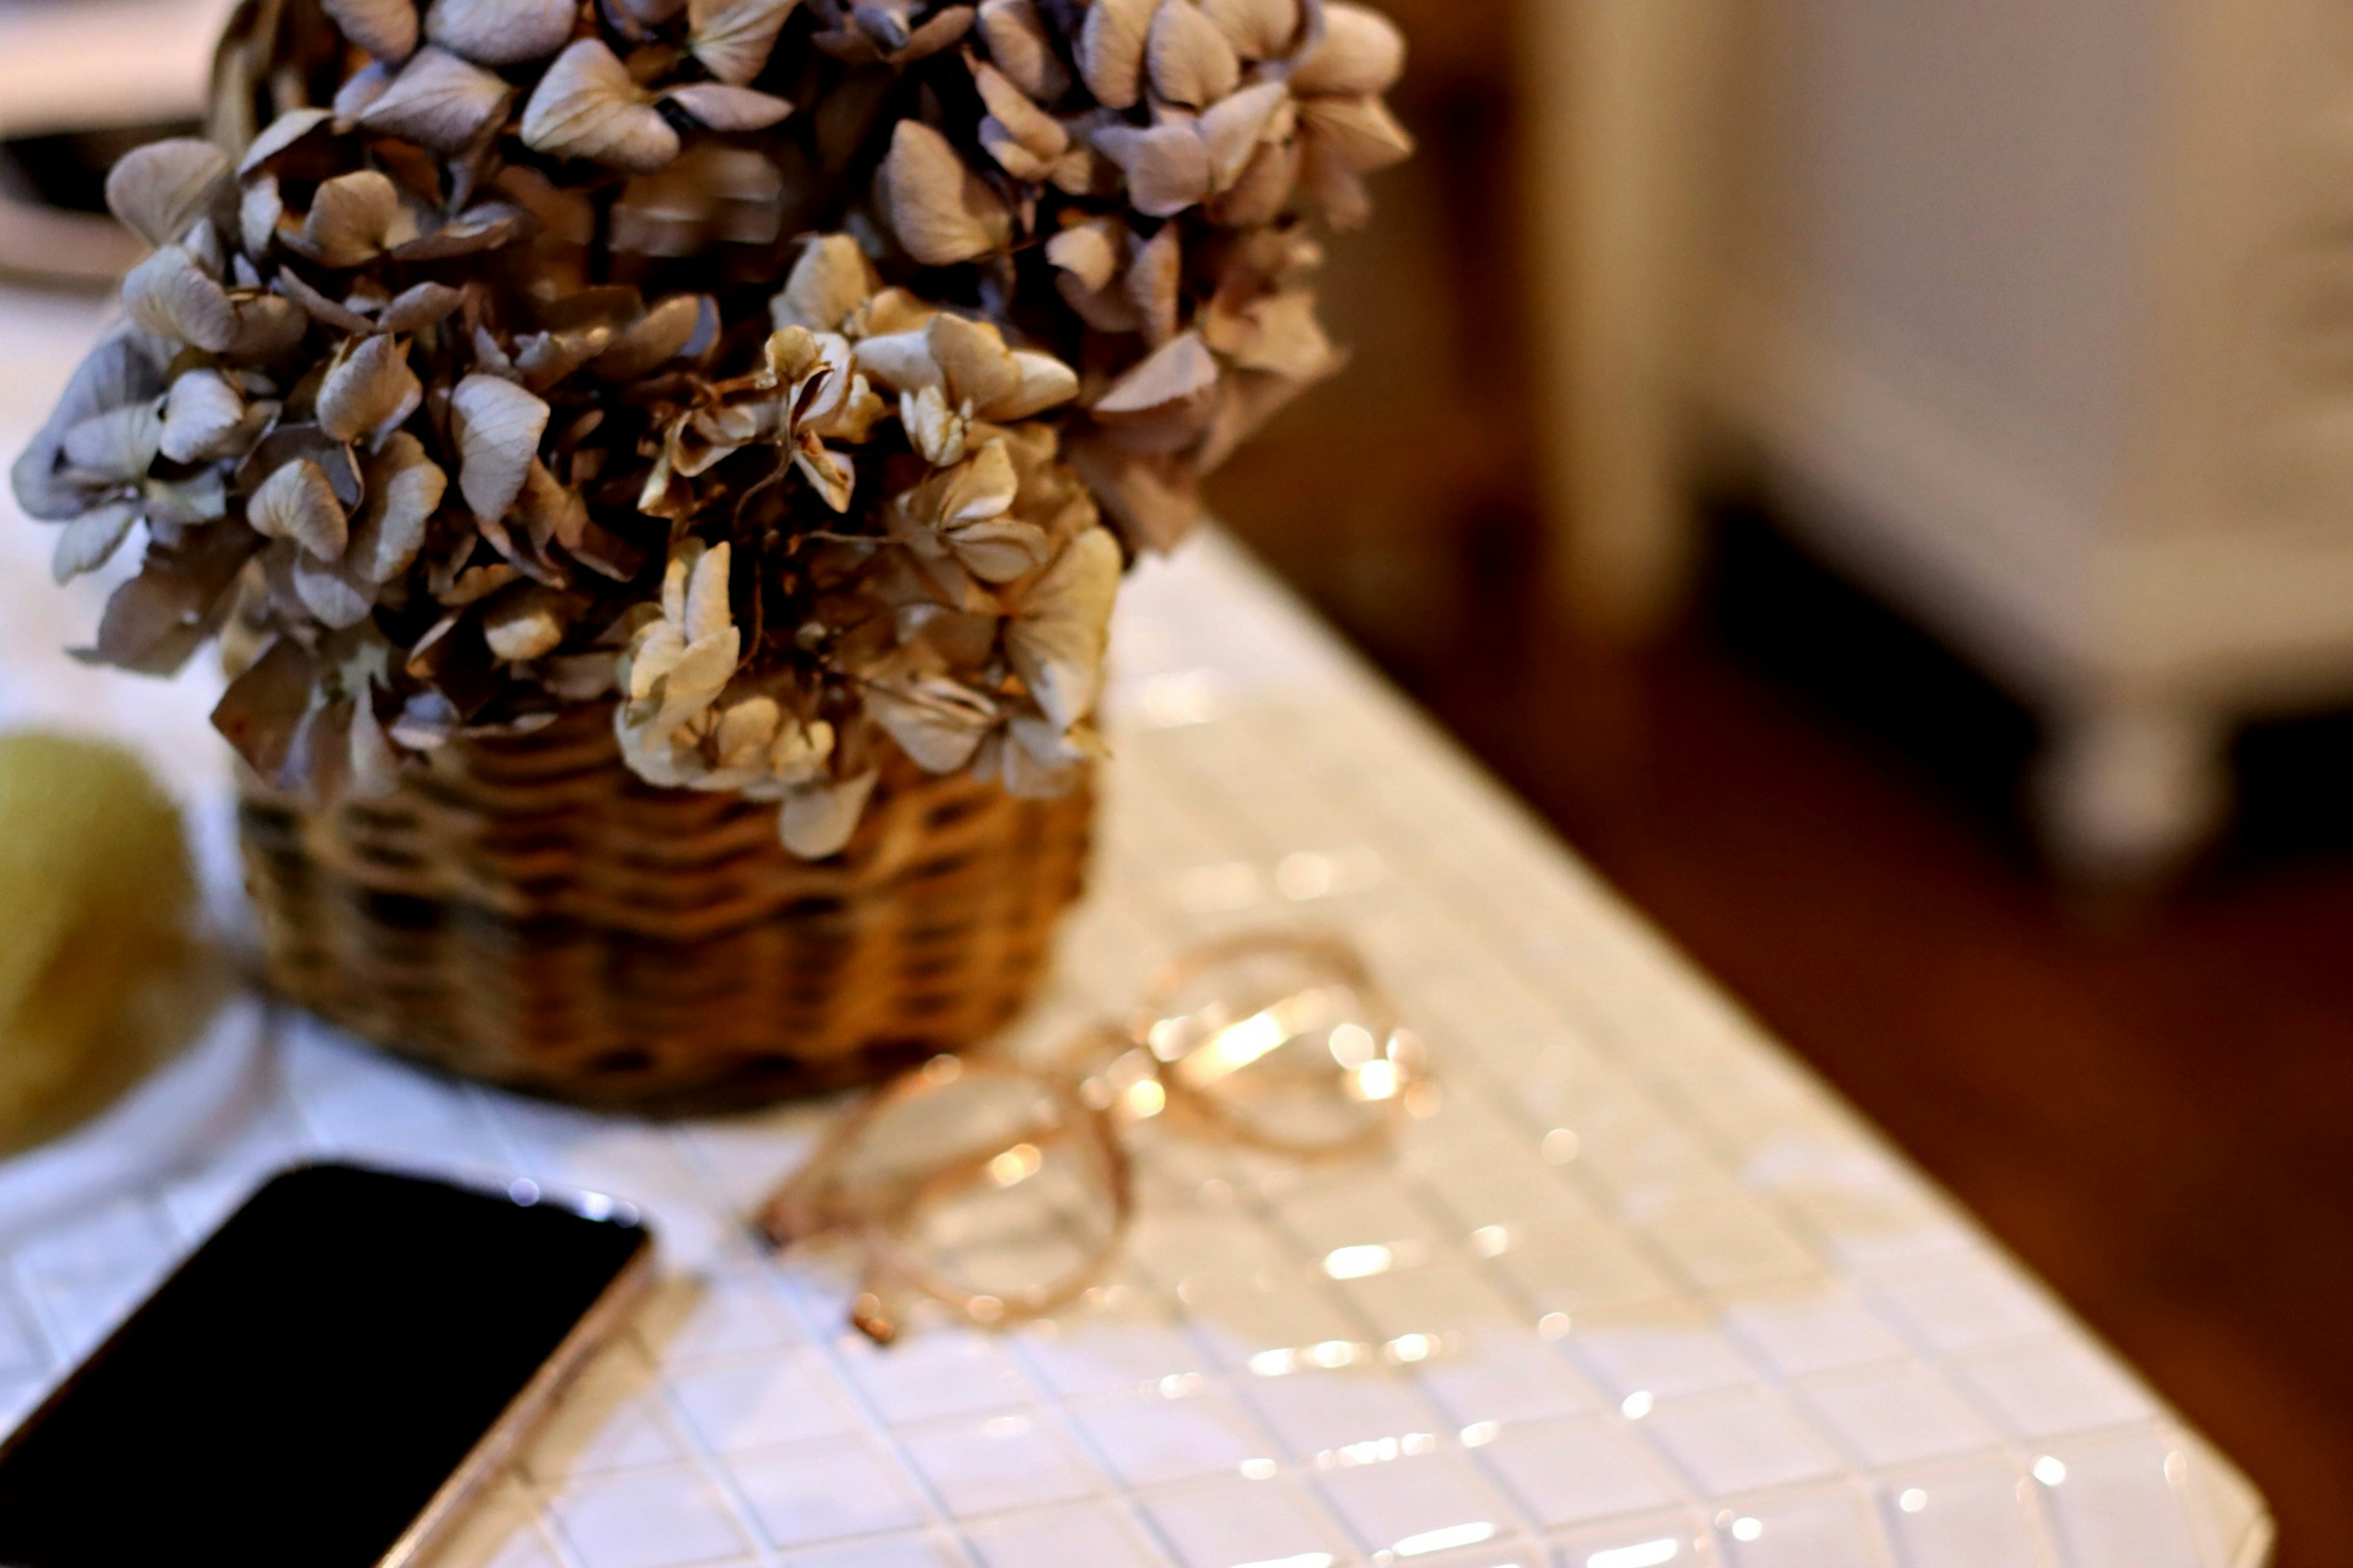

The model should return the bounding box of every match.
[239,706,1091,1112]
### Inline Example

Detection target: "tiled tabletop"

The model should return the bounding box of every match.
[0,287,2276,1568]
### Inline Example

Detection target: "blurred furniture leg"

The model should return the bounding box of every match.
[1708,0,2353,886]
[1522,0,1737,645]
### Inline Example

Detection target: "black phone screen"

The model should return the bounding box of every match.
[0,1163,650,1567]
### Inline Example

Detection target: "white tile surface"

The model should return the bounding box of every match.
[0,296,2276,1568]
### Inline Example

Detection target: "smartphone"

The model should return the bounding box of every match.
[0,1162,654,1567]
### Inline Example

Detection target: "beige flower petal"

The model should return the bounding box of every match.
[868,672,997,772]
[1008,526,1120,732]
[358,45,515,153]
[594,294,713,379]
[976,0,1070,100]
[852,327,945,395]
[877,120,1012,267]
[104,140,231,251]
[521,39,683,173]
[484,585,568,661]
[318,335,423,445]
[279,266,379,335]
[516,326,614,391]
[1126,222,1182,341]
[250,460,352,560]
[237,108,333,176]
[1094,328,1220,414]
[1299,93,1414,172]
[689,0,801,84]
[1148,1,1241,108]
[425,0,577,65]
[297,171,416,267]
[999,351,1081,420]
[780,768,877,858]
[240,175,284,257]
[1078,0,1158,110]
[292,549,377,628]
[50,504,141,585]
[1289,1,1406,96]
[926,312,1020,409]
[1046,221,1121,294]
[1093,120,1211,218]
[349,432,445,581]
[63,404,164,483]
[970,60,1067,159]
[449,373,551,521]
[680,537,733,644]
[1200,78,1289,187]
[377,280,464,333]
[663,82,794,131]
[349,694,401,798]
[323,0,422,61]
[1199,0,1297,58]
[1208,135,1297,225]
[226,293,310,361]
[123,245,237,353]
[160,369,246,464]
[773,234,877,333]
[335,60,396,123]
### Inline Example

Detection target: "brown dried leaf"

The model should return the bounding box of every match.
[877,121,1012,266]
[689,0,801,85]
[358,45,515,153]
[104,140,231,250]
[521,39,682,173]
[976,0,1070,100]
[160,369,246,464]
[317,335,423,445]
[212,637,318,779]
[249,460,352,559]
[449,373,551,521]
[425,0,577,64]
[663,83,794,132]
[1148,2,1240,108]
[1289,1,1405,96]
[322,0,422,61]
[123,246,237,353]
[1078,0,1158,110]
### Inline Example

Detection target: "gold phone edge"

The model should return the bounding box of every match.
[376,1238,658,1568]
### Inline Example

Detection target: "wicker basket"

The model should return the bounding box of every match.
[238,705,1092,1113]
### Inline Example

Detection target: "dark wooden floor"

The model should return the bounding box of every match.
[1236,506,2353,1567]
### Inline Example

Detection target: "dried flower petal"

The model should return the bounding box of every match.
[1200,78,1289,187]
[249,460,352,560]
[378,280,464,333]
[595,295,714,380]
[105,140,232,251]
[773,235,878,333]
[317,335,423,445]
[358,45,515,153]
[1046,221,1120,294]
[976,0,1070,100]
[484,585,568,661]
[292,550,377,627]
[1095,329,1219,415]
[425,0,577,65]
[322,0,422,61]
[1007,526,1119,730]
[295,171,417,267]
[449,374,551,521]
[780,768,876,858]
[1078,0,1158,110]
[349,433,445,581]
[213,637,319,778]
[1299,93,1412,172]
[877,121,1012,267]
[1199,0,1298,58]
[237,109,334,176]
[867,665,996,771]
[123,245,238,353]
[160,369,247,464]
[663,83,794,132]
[1148,2,1241,108]
[521,39,683,173]
[1093,120,1211,218]
[50,504,141,585]
[239,176,284,258]
[1289,2,1406,96]
[689,0,801,85]
[62,404,164,483]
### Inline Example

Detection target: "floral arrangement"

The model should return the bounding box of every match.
[9,0,1410,856]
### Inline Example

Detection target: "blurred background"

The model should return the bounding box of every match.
[4,0,2351,1559]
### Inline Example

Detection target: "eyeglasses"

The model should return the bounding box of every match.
[754,932,1428,1344]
